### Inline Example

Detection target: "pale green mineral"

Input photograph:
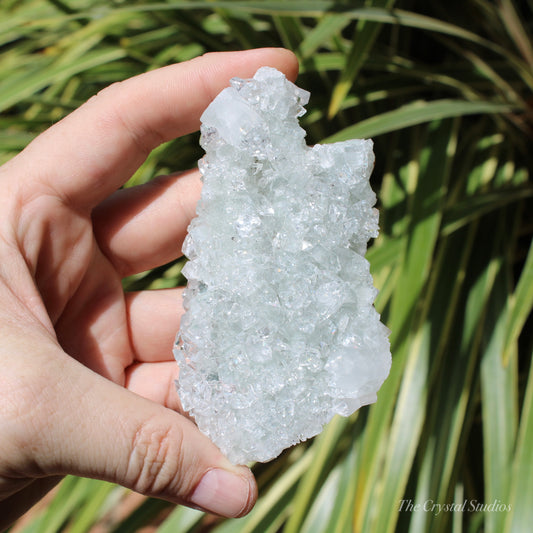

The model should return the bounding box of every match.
[174,67,391,464]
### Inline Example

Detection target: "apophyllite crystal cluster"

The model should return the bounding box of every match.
[174,67,391,464]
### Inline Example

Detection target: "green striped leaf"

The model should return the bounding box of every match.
[324,100,516,142]
[503,239,533,365]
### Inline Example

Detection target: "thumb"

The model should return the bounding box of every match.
[37,358,257,518]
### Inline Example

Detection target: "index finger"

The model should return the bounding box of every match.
[9,48,298,209]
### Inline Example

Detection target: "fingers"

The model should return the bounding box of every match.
[124,289,184,410]
[93,170,201,276]
[125,289,182,363]
[125,361,183,412]
[35,357,257,517]
[8,49,298,210]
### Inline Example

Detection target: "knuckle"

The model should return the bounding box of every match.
[111,254,136,278]
[127,419,192,498]
[87,82,166,156]
[91,81,124,101]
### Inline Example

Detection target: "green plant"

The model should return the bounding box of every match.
[2,1,531,532]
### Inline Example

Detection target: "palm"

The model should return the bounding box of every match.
[23,171,196,403]
[53,217,130,384]
[17,186,133,386]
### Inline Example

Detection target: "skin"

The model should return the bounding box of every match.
[0,48,299,529]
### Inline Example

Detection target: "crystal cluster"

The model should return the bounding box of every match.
[174,67,391,464]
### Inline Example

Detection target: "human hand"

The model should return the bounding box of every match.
[0,48,298,528]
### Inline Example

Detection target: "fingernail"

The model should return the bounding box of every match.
[190,468,253,517]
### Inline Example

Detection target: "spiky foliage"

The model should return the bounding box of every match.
[2,1,532,532]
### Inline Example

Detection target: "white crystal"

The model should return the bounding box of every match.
[174,67,391,464]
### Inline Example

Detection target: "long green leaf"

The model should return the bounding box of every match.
[504,347,533,532]
[158,506,204,533]
[503,238,533,365]
[285,415,351,533]
[0,48,126,112]
[481,264,518,533]
[499,0,533,68]
[69,482,116,533]
[110,498,170,533]
[20,477,107,533]
[298,13,350,59]
[407,222,476,533]
[442,187,533,236]
[328,0,395,118]
[325,100,516,142]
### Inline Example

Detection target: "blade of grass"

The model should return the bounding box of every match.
[0,48,126,112]
[47,0,77,15]
[158,506,204,533]
[367,238,403,277]
[499,0,533,68]
[324,99,516,142]
[69,481,116,533]
[20,477,103,533]
[391,119,456,345]
[0,130,36,151]
[298,13,350,59]
[110,498,171,533]
[299,466,343,533]
[481,260,518,533]
[328,0,395,118]
[326,418,371,533]
[212,8,257,49]
[502,238,533,365]
[438,36,525,106]
[442,186,533,236]
[272,15,305,53]
[284,415,352,533]
[504,347,533,532]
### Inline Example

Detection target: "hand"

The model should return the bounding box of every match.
[0,48,298,528]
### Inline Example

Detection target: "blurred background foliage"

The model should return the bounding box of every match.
[2,0,532,532]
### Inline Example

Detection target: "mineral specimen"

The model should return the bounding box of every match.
[174,67,391,464]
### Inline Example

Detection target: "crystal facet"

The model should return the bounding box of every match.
[174,67,391,464]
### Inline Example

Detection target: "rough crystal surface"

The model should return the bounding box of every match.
[174,67,391,464]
